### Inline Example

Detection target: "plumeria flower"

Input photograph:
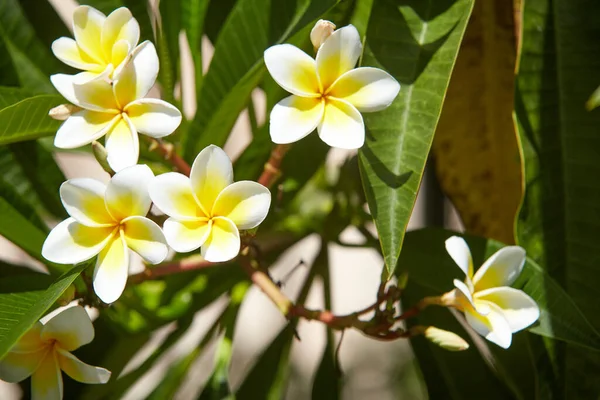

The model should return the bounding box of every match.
[50,41,182,172]
[264,23,400,149]
[42,165,168,304]
[149,145,271,262]
[0,306,110,399]
[444,236,540,349]
[52,5,140,82]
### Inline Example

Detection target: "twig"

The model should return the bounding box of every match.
[129,256,216,283]
[257,144,291,187]
[147,138,192,175]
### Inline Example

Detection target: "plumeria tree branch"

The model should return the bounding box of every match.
[146,138,192,175]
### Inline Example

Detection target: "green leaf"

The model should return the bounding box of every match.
[157,0,181,105]
[358,0,474,277]
[183,0,340,161]
[0,263,86,359]
[515,0,600,395]
[181,0,211,97]
[399,228,600,351]
[0,94,63,145]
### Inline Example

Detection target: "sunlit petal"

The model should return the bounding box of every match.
[111,40,131,74]
[269,95,324,144]
[264,44,320,97]
[464,301,512,349]
[213,181,271,230]
[31,351,63,400]
[60,179,114,226]
[51,72,118,112]
[101,7,139,65]
[55,111,119,149]
[201,217,240,262]
[317,98,364,149]
[473,246,526,291]
[12,322,44,353]
[104,114,139,172]
[93,231,129,304]
[190,145,233,213]
[445,236,473,278]
[105,164,154,220]
[51,37,102,71]
[56,348,111,384]
[0,348,47,383]
[41,306,94,352]
[475,287,540,333]
[72,5,106,64]
[122,216,168,264]
[329,67,400,112]
[316,25,362,90]
[125,98,182,138]
[163,218,211,253]
[150,172,205,220]
[42,218,114,265]
[113,41,159,107]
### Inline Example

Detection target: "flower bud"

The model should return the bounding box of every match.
[311,19,336,51]
[48,104,81,120]
[56,284,76,306]
[92,141,114,175]
[424,326,469,351]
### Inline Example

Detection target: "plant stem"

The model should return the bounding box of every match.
[147,138,192,175]
[258,144,291,187]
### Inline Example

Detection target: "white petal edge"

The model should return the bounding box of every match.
[464,302,513,349]
[104,114,140,172]
[329,67,400,112]
[475,287,540,333]
[122,216,168,264]
[125,98,182,138]
[59,178,113,227]
[190,145,234,214]
[445,236,473,278]
[269,95,324,144]
[72,5,106,64]
[0,349,46,383]
[57,348,111,384]
[40,306,94,351]
[201,217,240,262]
[163,218,211,253]
[264,44,320,97]
[101,7,140,63]
[317,98,364,149]
[51,37,101,71]
[55,111,119,149]
[149,172,204,220]
[93,231,129,304]
[316,24,362,90]
[113,41,159,106]
[105,164,154,220]
[212,181,271,230]
[472,246,526,291]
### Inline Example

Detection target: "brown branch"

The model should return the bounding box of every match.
[257,144,291,187]
[147,138,192,175]
[129,256,216,283]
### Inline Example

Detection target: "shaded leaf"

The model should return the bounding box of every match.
[0,94,63,145]
[359,0,475,276]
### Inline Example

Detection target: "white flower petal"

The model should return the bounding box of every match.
[41,306,94,352]
[105,114,140,172]
[42,218,114,265]
[464,301,513,349]
[60,179,113,226]
[473,246,526,291]
[125,98,182,138]
[264,44,320,97]
[150,172,205,220]
[55,110,119,149]
[269,95,324,144]
[31,351,63,400]
[316,25,362,90]
[0,349,47,383]
[113,41,159,107]
[213,181,271,230]
[475,287,540,333]
[317,98,364,149]
[93,231,129,304]
[101,7,139,66]
[453,279,474,306]
[56,348,111,384]
[13,322,45,353]
[163,218,211,253]
[201,217,240,262]
[190,145,233,213]
[329,67,400,112]
[72,5,106,64]
[51,73,118,112]
[51,37,102,71]
[105,164,154,220]
[445,236,473,278]
[123,216,168,264]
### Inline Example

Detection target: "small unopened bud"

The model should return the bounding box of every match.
[49,104,81,120]
[92,141,114,175]
[57,284,76,306]
[310,20,336,51]
[424,326,469,351]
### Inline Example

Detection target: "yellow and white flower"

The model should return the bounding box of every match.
[264,23,400,149]
[52,5,140,82]
[50,41,182,172]
[149,145,271,262]
[42,165,168,304]
[0,306,110,399]
[444,236,540,349]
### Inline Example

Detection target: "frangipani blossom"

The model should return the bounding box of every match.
[149,145,271,262]
[52,5,140,82]
[42,165,169,304]
[264,23,400,149]
[51,41,182,172]
[0,306,110,399]
[444,236,540,349]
